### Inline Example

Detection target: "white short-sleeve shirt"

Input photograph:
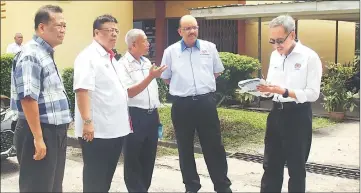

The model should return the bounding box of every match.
[6,43,22,54]
[266,40,323,103]
[73,40,131,139]
[118,52,160,109]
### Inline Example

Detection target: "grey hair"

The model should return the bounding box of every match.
[125,29,146,49]
[269,15,295,34]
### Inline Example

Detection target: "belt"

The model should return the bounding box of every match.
[173,92,214,101]
[272,101,310,110]
[129,107,157,114]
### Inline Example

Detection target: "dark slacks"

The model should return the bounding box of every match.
[79,136,124,192]
[124,107,159,192]
[171,93,232,193]
[14,119,68,192]
[260,102,313,193]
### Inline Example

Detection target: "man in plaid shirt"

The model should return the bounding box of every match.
[10,5,71,192]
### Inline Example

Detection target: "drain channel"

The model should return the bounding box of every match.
[228,152,359,180]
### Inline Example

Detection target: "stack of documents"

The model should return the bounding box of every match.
[237,78,269,97]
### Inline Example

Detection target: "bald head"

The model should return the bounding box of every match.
[179,15,197,27]
[178,15,199,46]
[14,33,23,45]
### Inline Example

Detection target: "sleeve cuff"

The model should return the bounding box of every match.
[293,89,307,103]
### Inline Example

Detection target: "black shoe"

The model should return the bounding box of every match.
[217,187,232,193]
[186,191,196,193]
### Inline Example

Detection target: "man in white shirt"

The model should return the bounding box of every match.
[118,29,167,192]
[73,14,131,192]
[6,33,23,54]
[257,15,322,193]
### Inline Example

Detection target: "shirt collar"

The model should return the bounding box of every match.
[92,40,110,57]
[292,40,303,54]
[124,51,146,64]
[32,35,54,54]
[180,39,200,51]
[278,40,303,57]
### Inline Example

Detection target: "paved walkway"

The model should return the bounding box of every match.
[1,150,359,192]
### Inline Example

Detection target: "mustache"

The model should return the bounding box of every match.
[189,33,196,36]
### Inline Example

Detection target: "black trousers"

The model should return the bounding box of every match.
[260,102,313,193]
[124,107,159,192]
[79,136,124,192]
[171,93,232,193]
[14,119,68,192]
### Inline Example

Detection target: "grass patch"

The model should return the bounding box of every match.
[159,106,336,151]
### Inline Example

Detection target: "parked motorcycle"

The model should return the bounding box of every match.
[1,95,17,160]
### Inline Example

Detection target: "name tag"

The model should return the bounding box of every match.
[200,49,210,55]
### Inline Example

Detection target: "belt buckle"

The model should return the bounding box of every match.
[147,109,154,114]
[192,95,198,101]
[278,102,284,110]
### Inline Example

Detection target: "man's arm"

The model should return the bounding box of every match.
[212,44,224,79]
[20,97,42,140]
[118,62,167,98]
[14,55,46,160]
[75,90,91,120]
[160,48,172,84]
[73,55,96,141]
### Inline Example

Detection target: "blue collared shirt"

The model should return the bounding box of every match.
[10,35,72,125]
[160,39,224,97]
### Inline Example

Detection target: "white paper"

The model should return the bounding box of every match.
[237,78,270,97]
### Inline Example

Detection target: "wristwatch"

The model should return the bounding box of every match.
[83,119,92,125]
[282,89,289,98]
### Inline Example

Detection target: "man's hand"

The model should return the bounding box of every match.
[33,137,47,160]
[149,63,167,79]
[257,84,284,94]
[82,122,94,142]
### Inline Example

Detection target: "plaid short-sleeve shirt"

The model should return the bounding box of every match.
[10,35,72,125]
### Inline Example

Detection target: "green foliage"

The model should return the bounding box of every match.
[321,59,359,112]
[61,67,75,116]
[156,78,168,103]
[234,90,256,107]
[216,52,261,106]
[159,106,335,150]
[0,54,15,97]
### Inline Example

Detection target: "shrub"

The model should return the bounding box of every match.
[321,61,358,113]
[156,78,169,103]
[216,52,261,106]
[0,54,15,97]
[61,67,75,117]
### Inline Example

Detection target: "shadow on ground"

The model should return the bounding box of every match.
[1,158,19,176]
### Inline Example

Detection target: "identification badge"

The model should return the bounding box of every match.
[158,123,163,139]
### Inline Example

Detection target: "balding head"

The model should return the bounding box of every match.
[14,33,23,45]
[179,15,197,27]
[178,15,199,46]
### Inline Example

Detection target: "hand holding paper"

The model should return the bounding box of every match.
[238,78,271,97]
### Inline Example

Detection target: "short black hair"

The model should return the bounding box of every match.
[34,5,63,31]
[93,14,118,37]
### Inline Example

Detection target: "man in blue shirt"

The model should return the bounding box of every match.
[160,15,232,193]
[11,5,71,192]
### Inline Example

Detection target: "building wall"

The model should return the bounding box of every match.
[134,1,238,20]
[132,1,357,77]
[1,1,133,71]
[245,20,356,77]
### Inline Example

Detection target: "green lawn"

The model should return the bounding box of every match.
[67,107,336,152]
[159,106,336,151]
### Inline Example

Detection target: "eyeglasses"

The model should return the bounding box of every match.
[99,28,119,35]
[180,26,199,32]
[269,30,293,45]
